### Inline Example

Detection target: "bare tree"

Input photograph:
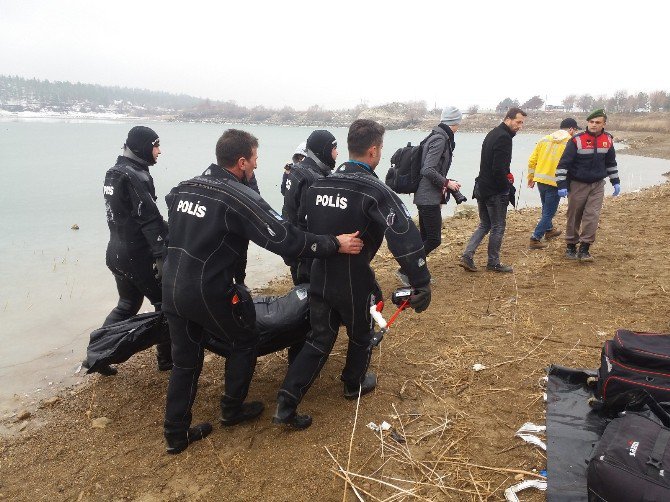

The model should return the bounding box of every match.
[562,94,577,111]
[576,94,595,112]
[521,95,544,110]
[467,104,479,114]
[649,90,667,112]
[496,97,519,113]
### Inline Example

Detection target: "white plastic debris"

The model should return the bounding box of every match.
[366,421,392,432]
[504,479,547,502]
[515,422,547,451]
[517,422,546,434]
[472,363,486,372]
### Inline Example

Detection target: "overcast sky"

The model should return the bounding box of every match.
[1,0,667,111]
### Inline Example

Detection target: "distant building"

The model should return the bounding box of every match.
[545,104,566,111]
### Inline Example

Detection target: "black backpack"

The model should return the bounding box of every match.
[595,330,670,408]
[385,132,436,194]
[587,400,670,501]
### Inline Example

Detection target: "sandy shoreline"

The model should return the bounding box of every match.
[1,119,669,500]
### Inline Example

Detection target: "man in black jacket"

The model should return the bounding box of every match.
[88,126,171,376]
[273,119,432,430]
[460,108,526,273]
[282,129,338,284]
[162,129,363,454]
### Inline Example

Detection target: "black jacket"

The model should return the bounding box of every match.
[282,157,331,230]
[104,155,167,259]
[474,123,514,201]
[305,162,431,289]
[162,165,340,319]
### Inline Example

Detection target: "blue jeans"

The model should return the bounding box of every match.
[463,192,509,266]
[532,183,560,240]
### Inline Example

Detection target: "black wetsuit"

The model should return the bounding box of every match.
[278,161,430,406]
[282,157,331,284]
[162,164,342,436]
[103,155,167,324]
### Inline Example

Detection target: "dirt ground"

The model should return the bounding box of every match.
[2,152,670,501]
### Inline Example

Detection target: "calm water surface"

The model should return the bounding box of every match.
[1,118,668,415]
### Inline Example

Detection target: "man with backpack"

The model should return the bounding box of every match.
[395,106,463,285]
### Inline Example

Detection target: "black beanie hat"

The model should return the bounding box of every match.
[306,130,337,168]
[125,126,159,165]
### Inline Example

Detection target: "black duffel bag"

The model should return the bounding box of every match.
[587,400,670,501]
[596,330,670,408]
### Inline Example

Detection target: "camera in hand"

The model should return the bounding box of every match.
[448,188,467,204]
[392,287,414,306]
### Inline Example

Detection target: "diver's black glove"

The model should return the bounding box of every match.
[409,285,431,313]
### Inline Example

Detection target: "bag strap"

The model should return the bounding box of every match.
[646,427,670,475]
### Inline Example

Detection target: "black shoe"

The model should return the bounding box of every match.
[83,359,118,376]
[343,373,377,400]
[165,422,213,454]
[578,242,594,262]
[486,263,513,273]
[565,243,578,260]
[459,255,478,272]
[220,401,264,427]
[272,398,312,430]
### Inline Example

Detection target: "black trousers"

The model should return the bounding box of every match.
[102,261,171,363]
[163,307,259,435]
[417,204,442,256]
[278,290,375,406]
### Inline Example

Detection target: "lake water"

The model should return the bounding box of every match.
[1,118,669,416]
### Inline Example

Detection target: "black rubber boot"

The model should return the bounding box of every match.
[165,422,213,454]
[156,340,173,371]
[272,397,312,430]
[578,242,594,262]
[343,373,377,400]
[82,359,118,376]
[220,401,264,427]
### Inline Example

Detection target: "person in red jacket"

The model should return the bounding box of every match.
[555,109,620,261]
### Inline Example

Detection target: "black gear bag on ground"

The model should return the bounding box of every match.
[586,400,670,501]
[595,330,670,407]
[85,285,310,371]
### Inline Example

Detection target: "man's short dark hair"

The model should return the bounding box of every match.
[347,119,385,157]
[504,107,527,120]
[215,129,259,168]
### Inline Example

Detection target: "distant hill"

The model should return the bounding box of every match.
[0,75,204,116]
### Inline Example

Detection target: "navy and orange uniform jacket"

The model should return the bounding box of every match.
[556,130,619,190]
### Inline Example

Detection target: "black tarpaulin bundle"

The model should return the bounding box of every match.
[85,285,310,373]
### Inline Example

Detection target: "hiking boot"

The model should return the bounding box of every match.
[165,422,213,454]
[343,373,377,400]
[528,238,548,250]
[395,269,410,287]
[578,242,594,262]
[565,243,578,260]
[220,401,264,426]
[272,398,312,430]
[544,227,562,240]
[486,263,514,273]
[82,359,118,376]
[458,255,478,272]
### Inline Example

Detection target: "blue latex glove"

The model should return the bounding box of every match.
[613,183,621,196]
[558,188,568,198]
